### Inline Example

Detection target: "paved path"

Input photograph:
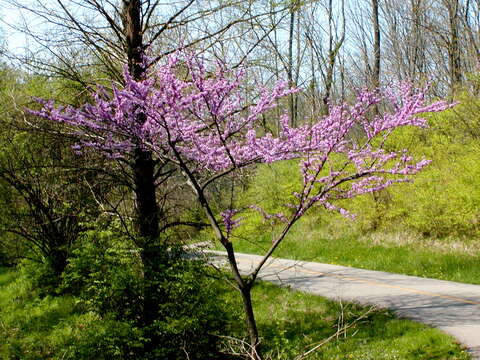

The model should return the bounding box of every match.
[207,251,480,359]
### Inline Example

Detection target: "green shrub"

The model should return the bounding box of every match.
[242,160,302,214]
[19,259,63,297]
[361,108,480,238]
[61,228,235,359]
[143,258,237,360]
[60,229,142,320]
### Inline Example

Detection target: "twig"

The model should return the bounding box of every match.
[294,307,376,360]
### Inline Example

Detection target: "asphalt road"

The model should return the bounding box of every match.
[207,250,480,359]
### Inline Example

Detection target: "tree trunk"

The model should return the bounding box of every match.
[287,1,297,127]
[123,0,145,80]
[133,148,160,239]
[410,0,425,80]
[240,284,261,360]
[122,0,160,240]
[122,1,162,340]
[225,248,261,359]
[322,0,345,113]
[447,0,462,93]
[372,0,381,89]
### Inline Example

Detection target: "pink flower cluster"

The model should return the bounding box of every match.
[220,209,242,235]
[31,51,454,221]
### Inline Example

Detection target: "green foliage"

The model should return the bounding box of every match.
[241,160,301,214]
[142,260,235,360]
[217,160,303,244]
[1,266,469,360]
[0,66,108,277]
[0,266,142,360]
[20,260,64,297]
[346,102,480,238]
[53,313,144,360]
[60,228,233,359]
[60,229,142,319]
[232,93,480,242]
[1,225,236,359]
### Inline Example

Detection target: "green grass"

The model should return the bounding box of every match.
[0,267,140,360]
[216,215,480,285]
[0,266,77,359]
[227,281,470,359]
[0,267,470,360]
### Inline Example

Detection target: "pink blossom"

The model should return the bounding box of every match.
[220,209,242,236]
[30,50,455,223]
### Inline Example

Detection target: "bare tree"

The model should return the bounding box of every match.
[445,0,463,91]
[372,0,381,88]
[461,0,480,64]
[303,0,346,113]
[287,0,300,126]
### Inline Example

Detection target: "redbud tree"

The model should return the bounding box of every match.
[32,51,453,359]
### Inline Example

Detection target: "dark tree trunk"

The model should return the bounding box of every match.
[240,284,261,360]
[372,0,381,89]
[133,148,160,239]
[122,1,163,338]
[123,0,145,79]
[122,0,160,240]
[48,247,68,277]
[447,0,462,93]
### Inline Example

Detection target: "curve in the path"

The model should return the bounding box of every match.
[208,251,480,359]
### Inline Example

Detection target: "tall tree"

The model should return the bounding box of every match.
[410,0,427,80]
[446,0,463,91]
[3,0,296,238]
[287,0,300,126]
[122,0,160,240]
[372,0,381,88]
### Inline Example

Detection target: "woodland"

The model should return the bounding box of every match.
[0,1,479,359]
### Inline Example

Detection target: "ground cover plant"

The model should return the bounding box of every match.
[0,267,470,360]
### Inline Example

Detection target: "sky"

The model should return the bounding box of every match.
[1,2,39,54]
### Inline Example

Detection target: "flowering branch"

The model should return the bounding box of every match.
[31,50,455,358]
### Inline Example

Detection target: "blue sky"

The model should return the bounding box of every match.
[1,2,38,54]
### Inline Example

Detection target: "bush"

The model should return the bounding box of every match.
[60,229,143,320]
[19,259,63,297]
[61,228,235,359]
[361,108,480,238]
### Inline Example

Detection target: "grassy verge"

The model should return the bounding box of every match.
[0,267,142,360]
[1,267,469,360]
[213,215,480,285]
[226,281,469,359]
